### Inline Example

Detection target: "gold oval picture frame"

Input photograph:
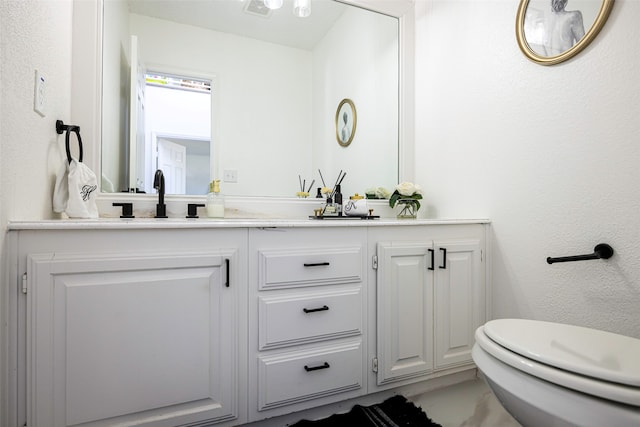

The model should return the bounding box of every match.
[516,0,614,66]
[335,98,357,147]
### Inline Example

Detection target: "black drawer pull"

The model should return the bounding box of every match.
[428,248,434,271]
[303,262,330,267]
[303,305,329,314]
[439,248,447,269]
[304,362,330,372]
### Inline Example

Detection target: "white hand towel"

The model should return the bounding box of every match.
[53,158,99,218]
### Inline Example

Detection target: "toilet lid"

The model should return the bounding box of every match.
[484,319,640,387]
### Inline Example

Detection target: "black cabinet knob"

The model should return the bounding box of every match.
[187,203,205,218]
[112,202,134,218]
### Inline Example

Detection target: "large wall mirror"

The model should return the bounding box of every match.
[516,0,614,65]
[99,0,408,198]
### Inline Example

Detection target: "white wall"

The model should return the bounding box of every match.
[415,0,640,338]
[0,0,72,224]
[0,0,73,419]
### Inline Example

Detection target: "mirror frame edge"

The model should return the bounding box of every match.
[515,0,615,66]
[71,0,103,191]
[71,0,416,203]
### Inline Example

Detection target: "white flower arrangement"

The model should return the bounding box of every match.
[389,182,423,209]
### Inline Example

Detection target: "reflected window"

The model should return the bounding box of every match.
[142,72,212,195]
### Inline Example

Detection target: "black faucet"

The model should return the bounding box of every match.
[153,169,167,218]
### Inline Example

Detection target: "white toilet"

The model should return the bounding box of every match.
[472,318,640,427]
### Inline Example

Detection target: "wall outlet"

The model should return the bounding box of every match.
[223,169,238,183]
[34,70,46,117]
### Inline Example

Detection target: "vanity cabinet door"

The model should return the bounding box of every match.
[375,241,434,385]
[25,251,238,427]
[433,239,483,369]
[373,227,486,387]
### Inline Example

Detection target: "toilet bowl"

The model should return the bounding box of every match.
[472,319,640,427]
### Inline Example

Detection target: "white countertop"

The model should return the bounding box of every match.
[7,217,490,230]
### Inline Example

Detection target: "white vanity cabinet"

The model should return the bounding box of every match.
[5,220,488,427]
[247,227,369,422]
[369,224,486,388]
[8,228,247,427]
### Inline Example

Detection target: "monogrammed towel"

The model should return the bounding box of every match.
[53,158,99,218]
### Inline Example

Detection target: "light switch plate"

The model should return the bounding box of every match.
[34,70,46,117]
[223,169,238,183]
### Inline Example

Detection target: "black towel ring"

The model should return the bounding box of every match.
[56,120,83,164]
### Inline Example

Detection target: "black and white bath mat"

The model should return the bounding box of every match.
[290,395,442,427]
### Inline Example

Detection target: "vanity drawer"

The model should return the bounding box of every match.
[257,340,363,410]
[258,247,362,290]
[258,287,362,350]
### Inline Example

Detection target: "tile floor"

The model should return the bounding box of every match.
[409,378,522,427]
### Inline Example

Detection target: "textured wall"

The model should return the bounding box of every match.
[0,0,72,225]
[415,0,640,338]
[0,0,73,420]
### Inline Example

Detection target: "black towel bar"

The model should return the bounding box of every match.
[547,243,614,264]
[56,120,83,164]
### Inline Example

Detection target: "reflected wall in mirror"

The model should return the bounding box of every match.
[516,0,614,65]
[102,0,399,197]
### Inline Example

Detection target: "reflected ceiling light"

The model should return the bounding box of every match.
[293,0,311,17]
[263,0,283,10]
